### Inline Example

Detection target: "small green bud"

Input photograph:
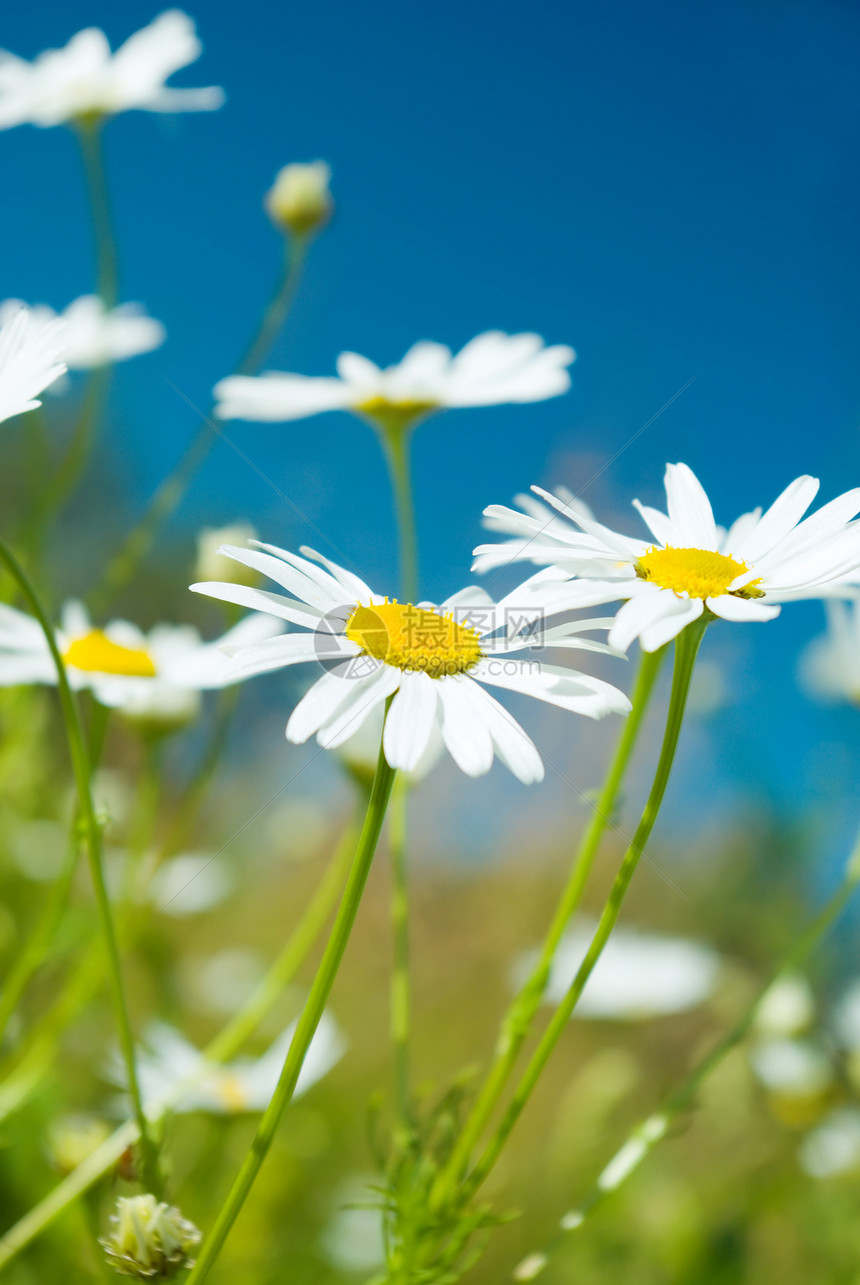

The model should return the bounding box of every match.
[101,1194,201,1279]
[265,161,333,237]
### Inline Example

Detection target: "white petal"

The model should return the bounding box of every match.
[316,665,402,749]
[662,463,719,548]
[456,677,544,783]
[638,598,704,651]
[728,475,819,565]
[706,595,781,623]
[287,671,365,744]
[383,671,438,771]
[435,677,495,776]
[214,373,351,422]
[607,588,692,652]
[190,581,323,629]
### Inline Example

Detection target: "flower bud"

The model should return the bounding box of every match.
[195,523,260,586]
[265,161,333,237]
[101,1194,202,1279]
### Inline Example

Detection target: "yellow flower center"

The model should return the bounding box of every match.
[215,1074,248,1112]
[344,601,483,679]
[636,546,765,600]
[63,629,157,677]
[355,395,439,436]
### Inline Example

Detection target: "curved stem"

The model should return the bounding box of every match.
[0,803,363,1270]
[186,741,397,1283]
[89,240,307,615]
[430,645,665,1206]
[0,541,159,1196]
[455,619,705,1207]
[513,827,860,1282]
[381,431,419,603]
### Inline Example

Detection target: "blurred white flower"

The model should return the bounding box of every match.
[798,1107,860,1179]
[0,296,165,369]
[754,974,815,1038]
[182,948,265,1016]
[195,522,260,584]
[0,11,223,129]
[213,331,576,433]
[474,464,860,653]
[0,307,66,425]
[513,917,721,1020]
[265,161,333,237]
[833,978,860,1051]
[0,601,281,725]
[799,601,860,706]
[321,1177,385,1274]
[110,1013,346,1117]
[192,542,629,784]
[148,854,234,916]
[748,1037,833,1096]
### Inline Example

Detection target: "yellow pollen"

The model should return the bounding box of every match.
[345,600,483,679]
[63,629,157,677]
[636,546,765,600]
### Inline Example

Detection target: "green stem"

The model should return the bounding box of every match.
[76,121,118,307]
[0,541,159,1197]
[0,806,362,1270]
[390,777,412,1134]
[431,646,665,1205]
[515,828,860,1282]
[380,431,419,603]
[455,619,706,1208]
[88,240,307,615]
[186,740,398,1284]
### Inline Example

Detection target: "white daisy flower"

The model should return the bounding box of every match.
[109,1014,345,1117]
[213,331,576,434]
[0,307,67,425]
[0,296,165,370]
[0,10,224,130]
[473,463,860,653]
[190,541,630,784]
[799,601,860,706]
[512,916,721,1020]
[0,601,281,724]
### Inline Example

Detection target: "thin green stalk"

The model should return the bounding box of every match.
[380,431,419,603]
[390,777,412,1135]
[76,120,119,307]
[89,239,307,615]
[431,645,666,1204]
[186,739,398,1283]
[514,828,860,1282]
[0,806,363,1270]
[446,619,706,1212]
[0,541,159,1196]
[26,366,112,541]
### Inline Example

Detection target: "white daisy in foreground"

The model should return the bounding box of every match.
[512,917,721,1020]
[0,307,67,425]
[190,541,630,783]
[474,463,860,652]
[799,601,860,706]
[0,601,280,724]
[108,1014,345,1117]
[0,10,223,129]
[0,296,165,369]
[213,331,576,435]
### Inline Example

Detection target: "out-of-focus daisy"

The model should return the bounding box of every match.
[799,1108,860,1179]
[512,916,721,1020]
[0,296,165,369]
[265,161,333,238]
[0,307,67,425]
[109,1014,345,1117]
[800,601,860,706]
[191,540,630,784]
[321,1177,386,1274]
[748,1037,833,1100]
[213,332,576,436]
[195,521,260,585]
[0,11,223,129]
[0,601,280,726]
[754,974,815,1038]
[148,853,234,916]
[474,464,860,653]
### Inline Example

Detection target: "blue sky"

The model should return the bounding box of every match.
[2,0,859,862]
